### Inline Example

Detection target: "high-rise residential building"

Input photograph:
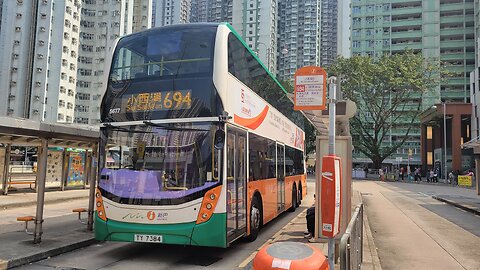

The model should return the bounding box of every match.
[189,0,208,22]
[152,0,190,27]
[190,0,276,73]
[319,0,337,67]
[337,0,351,58]
[75,0,152,125]
[351,0,475,166]
[277,0,321,80]
[0,0,81,123]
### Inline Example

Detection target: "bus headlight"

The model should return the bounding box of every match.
[196,185,222,225]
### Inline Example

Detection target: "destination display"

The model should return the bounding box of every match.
[122,90,192,113]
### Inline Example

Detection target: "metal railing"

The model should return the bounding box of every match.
[340,203,364,270]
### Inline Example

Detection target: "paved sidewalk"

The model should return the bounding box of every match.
[0,189,90,210]
[242,182,381,270]
[0,189,93,270]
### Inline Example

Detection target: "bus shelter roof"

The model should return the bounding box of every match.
[0,116,99,149]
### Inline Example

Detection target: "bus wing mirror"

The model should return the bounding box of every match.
[214,130,225,150]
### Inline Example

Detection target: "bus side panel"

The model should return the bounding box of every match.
[247,178,277,225]
[300,174,307,198]
[284,175,302,210]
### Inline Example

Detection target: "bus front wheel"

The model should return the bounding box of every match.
[246,196,261,242]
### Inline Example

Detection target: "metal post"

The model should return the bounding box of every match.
[87,145,98,231]
[328,76,337,270]
[444,103,447,183]
[34,138,48,244]
[2,144,11,195]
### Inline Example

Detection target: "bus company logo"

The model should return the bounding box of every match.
[241,106,252,116]
[146,211,156,221]
[156,212,168,221]
[296,85,306,92]
[121,212,145,220]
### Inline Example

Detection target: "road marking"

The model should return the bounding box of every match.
[418,192,431,198]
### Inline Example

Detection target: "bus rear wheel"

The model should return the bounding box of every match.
[288,186,298,212]
[246,196,261,242]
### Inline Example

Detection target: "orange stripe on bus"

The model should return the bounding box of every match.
[233,105,269,130]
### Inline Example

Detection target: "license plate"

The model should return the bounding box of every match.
[134,234,163,243]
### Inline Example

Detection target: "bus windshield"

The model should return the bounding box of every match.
[109,26,216,82]
[99,123,221,205]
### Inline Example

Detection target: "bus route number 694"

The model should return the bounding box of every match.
[134,234,163,243]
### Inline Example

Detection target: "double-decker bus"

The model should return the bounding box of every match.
[95,23,307,248]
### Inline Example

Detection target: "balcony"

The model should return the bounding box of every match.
[390,19,422,27]
[391,30,422,39]
[391,42,422,51]
[440,15,468,24]
[446,78,467,85]
[440,40,467,48]
[390,6,422,16]
[440,53,466,61]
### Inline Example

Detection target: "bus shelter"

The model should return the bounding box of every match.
[0,117,99,243]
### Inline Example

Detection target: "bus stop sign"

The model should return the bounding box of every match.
[321,155,342,238]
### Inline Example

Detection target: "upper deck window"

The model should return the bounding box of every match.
[109,26,216,82]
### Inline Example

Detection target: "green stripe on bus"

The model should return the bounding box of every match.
[190,213,227,248]
[94,212,227,248]
[223,23,289,95]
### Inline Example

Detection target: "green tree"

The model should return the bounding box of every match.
[329,51,443,169]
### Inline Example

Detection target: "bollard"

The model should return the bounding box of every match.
[253,241,329,270]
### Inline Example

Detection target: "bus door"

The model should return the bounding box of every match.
[226,126,247,242]
[277,143,285,212]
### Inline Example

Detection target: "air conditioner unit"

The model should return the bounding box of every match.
[35,81,41,86]
[34,95,40,100]
[11,67,18,71]
[36,68,43,72]
[10,81,17,86]
[9,95,15,100]
[15,27,21,32]
[33,109,39,114]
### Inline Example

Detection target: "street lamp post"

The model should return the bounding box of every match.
[281,48,288,79]
[257,42,271,71]
[443,102,447,183]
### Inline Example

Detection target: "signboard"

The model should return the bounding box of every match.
[67,152,86,187]
[458,175,472,187]
[293,66,327,111]
[321,155,342,238]
[121,90,192,113]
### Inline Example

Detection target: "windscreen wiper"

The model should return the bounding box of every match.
[143,121,210,132]
[103,123,153,133]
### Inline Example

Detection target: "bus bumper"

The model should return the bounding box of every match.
[94,212,227,248]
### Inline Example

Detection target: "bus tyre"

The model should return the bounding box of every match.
[288,186,298,212]
[298,185,302,205]
[246,196,261,242]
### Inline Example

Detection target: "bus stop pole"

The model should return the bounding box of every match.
[87,144,98,231]
[34,138,48,244]
[327,76,337,270]
[2,144,11,195]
